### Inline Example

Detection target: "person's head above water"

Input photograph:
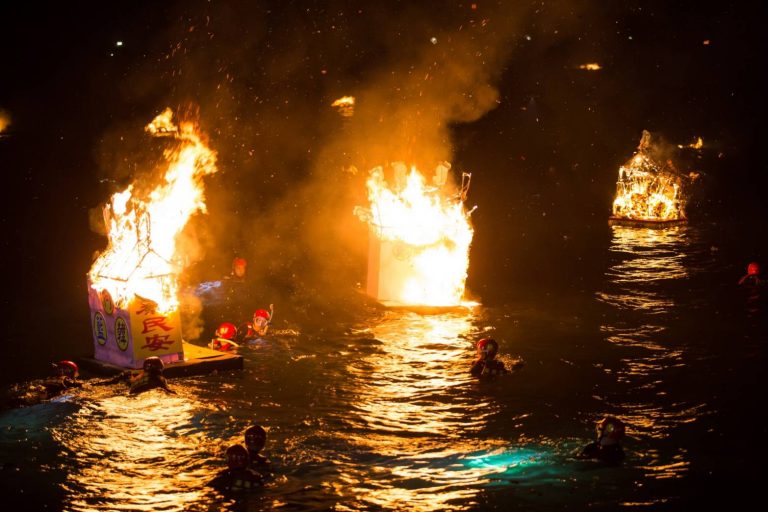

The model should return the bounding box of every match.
[232,257,247,278]
[226,444,250,470]
[53,360,79,378]
[244,425,267,453]
[476,338,499,360]
[596,416,625,447]
[253,308,270,323]
[216,322,238,340]
[143,356,164,375]
[747,262,760,276]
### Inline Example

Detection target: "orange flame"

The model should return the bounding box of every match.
[578,63,602,70]
[0,109,10,135]
[331,96,356,117]
[356,162,474,306]
[611,131,685,221]
[88,108,217,313]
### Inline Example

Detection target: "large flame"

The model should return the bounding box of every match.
[88,108,217,313]
[611,131,686,221]
[356,162,474,306]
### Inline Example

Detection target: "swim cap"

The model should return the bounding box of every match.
[226,444,250,470]
[54,360,79,378]
[143,356,164,373]
[216,322,238,340]
[476,338,499,358]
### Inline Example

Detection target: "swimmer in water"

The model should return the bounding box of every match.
[128,356,175,395]
[576,416,626,464]
[228,257,248,283]
[470,338,508,378]
[244,424,272,470]
[738,261,765,287]
[45,360,83,396]
[2,360,82,408]
[208,322,240,352]
[209,444,264,492]
[238,305,274,344]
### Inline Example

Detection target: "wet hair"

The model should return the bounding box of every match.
[244,425,267,452]
[226,444,250,470]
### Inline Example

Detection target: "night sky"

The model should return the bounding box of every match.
[1,0,767,383]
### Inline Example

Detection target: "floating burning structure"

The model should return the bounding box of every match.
[87,109,217,368]
[355,162,474,308]
[610,130,688,226]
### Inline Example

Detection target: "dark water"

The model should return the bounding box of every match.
[1,223,766,511]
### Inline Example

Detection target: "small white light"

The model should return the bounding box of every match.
[116,41,123,47]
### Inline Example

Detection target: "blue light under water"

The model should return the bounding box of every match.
[465,447,549,470]
[459,446,573,487]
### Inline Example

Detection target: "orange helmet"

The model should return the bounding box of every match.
[216,322,238,340]
[477,338,499,358]
[748,262,760,276]
[54,360,79,378]
[226,444,250,470]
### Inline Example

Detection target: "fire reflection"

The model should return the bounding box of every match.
[596,225,702,480]
[338,311,500,511]
[52,392,220,511]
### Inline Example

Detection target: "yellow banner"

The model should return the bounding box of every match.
[128,297,184,360]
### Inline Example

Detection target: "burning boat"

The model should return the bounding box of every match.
[355,162,475,309]
[609,130,688,227]
[86,109,238,371]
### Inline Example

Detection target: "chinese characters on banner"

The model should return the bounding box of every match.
[130,298,184,359]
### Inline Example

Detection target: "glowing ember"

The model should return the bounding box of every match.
[611,130,686,222]
[89,108,217,313]
[678,136,703,150]
[331,95,356,117]
[0,109,10,135]
[578,63,602,70]
[355,162,474,306]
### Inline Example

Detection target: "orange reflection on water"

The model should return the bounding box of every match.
[52,391,219,511]
[597,225,700,481]
[340,310,499,511]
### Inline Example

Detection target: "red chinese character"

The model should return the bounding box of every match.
[141,334,174,351]
[135,300,158,316]
[142,316,174,334]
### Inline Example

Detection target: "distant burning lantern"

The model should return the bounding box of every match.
[331,96,355,117]
[355,162,474,307]
[610,130,688,226]
[88,109,217,368]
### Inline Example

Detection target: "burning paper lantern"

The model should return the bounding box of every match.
[88,109,217,368]
[610,130,687,225]
[355,162,474,307]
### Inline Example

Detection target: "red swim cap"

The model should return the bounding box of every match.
[216,322,238,340]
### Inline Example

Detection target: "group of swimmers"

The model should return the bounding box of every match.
[210,424,272,491]
[208,305,274,353]
[5,258,762,487]
[468,336,626,463]
[205,257,275,353]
